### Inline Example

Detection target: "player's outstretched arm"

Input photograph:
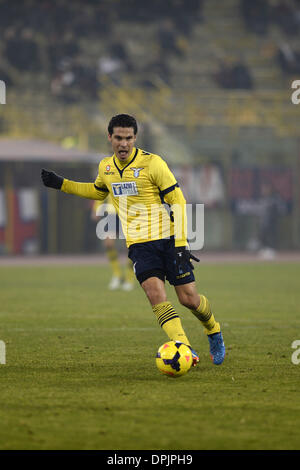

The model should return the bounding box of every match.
[41,168,108,201]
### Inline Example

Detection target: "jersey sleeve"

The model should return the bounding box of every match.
[150,155,187,247]
[94,161,108,192]
[61,161,109,201]
[149,155,178,193]
[164,186,188,247]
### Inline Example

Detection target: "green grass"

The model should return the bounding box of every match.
[0,262,300,450]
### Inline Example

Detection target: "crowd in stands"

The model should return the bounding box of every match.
[240,0,300,78]
[277,42,300,73]
[0,0,299,104]
[0,0,204,101]
[214,58,254,90]
[240,0,300,37]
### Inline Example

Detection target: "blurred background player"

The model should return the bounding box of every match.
[257,181,286,260]
[91,195,134,291]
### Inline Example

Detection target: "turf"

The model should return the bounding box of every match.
[0,262,300,450]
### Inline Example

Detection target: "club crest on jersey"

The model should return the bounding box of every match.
[111,181,138,196]
[130,167,144,178]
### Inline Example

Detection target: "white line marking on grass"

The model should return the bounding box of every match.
[0,340,5,364]
[2,327,157,332]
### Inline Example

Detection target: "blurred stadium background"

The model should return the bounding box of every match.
[0,0,299,258]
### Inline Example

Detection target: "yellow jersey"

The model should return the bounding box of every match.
[62,147,187,247]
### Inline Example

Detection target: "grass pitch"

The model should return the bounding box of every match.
[0,261,300,450]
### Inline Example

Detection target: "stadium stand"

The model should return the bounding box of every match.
[0,0,299,140]
[0,0,299,253]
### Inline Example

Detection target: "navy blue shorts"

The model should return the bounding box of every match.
[128,237,195,286]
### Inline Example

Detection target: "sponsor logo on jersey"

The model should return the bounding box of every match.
[130,167,144,178]
[111,181,139,196]
[104,164,115,175]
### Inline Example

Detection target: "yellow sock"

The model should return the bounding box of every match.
[191,295,220,335]
[125,259,134,283]
[152,301,191,346]
[106,247,121,278]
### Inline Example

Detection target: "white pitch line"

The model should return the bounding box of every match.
[0,327,157,332]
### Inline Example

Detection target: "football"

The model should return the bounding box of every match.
[155,341,193,377]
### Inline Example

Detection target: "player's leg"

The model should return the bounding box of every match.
[164,237,225,365]
[129,240,200,366]
[104,237,122,290]
[117,214,135,291]
[141,276,192,347]
[175,282,225,365]
[122,259,135,291]
[175,282,220,334]
[128,240,194,351]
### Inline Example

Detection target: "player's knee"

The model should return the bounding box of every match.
[147,291,165,306]
[178,291,199,310]
[141,277,167,306]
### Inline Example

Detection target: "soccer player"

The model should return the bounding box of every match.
[91,196,134,291]
[41,114,225,365]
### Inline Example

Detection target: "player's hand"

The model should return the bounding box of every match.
[41,169,64,190]
[174,246,200,273]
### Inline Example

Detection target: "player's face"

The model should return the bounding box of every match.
[108,127,137,162]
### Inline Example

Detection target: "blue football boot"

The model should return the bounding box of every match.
[208,331,225,365]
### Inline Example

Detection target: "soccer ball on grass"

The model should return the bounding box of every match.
[156,341,193,377]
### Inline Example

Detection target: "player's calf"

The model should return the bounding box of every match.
[175,282,201,310]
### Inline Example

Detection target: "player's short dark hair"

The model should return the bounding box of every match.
[108,114,138,136]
